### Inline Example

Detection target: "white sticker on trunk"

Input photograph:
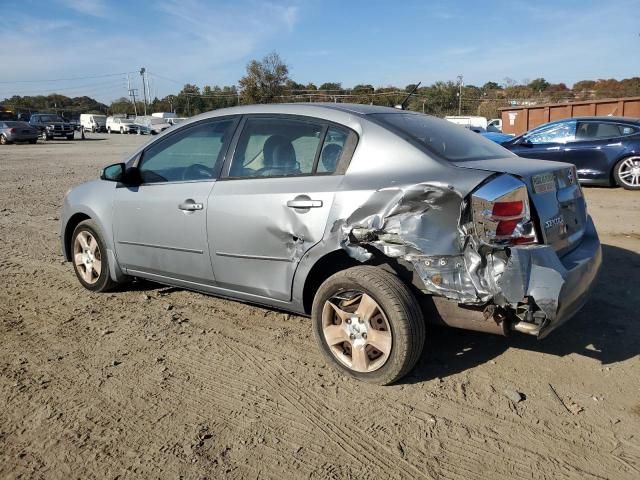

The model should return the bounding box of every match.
[532,173,557,193]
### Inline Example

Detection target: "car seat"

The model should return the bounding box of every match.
[321,143,343,172]
[260,135,300,176]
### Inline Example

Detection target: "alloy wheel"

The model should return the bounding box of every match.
[617,157,640,188]
[73,231,102,285]
[321,290,393,373]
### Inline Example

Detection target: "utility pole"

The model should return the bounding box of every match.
[127,75,138,116]
[140,67,147,116]
[457,74,463,115]
[145,72,152,112]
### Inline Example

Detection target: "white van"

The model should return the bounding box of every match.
[444,116,488,132]
[80,114,107,132]
[151,112,177,120]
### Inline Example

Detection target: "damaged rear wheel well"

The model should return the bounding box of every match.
[302,250,360,314]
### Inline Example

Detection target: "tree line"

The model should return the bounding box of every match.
[3,52,640,119]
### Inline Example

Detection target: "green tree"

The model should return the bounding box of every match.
[239,51,289,104]
[318,82,342,91]
[528,78,550,93]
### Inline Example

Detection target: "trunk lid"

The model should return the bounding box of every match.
[456,157,587,255]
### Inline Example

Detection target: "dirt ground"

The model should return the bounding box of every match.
[1,133,639,480]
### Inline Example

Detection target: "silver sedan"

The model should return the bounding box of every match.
[0,121,39,144]
[60,104,601,384]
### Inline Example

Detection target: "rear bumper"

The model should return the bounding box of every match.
[501,215,602,338]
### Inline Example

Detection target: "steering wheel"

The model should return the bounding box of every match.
[182,163,213,180]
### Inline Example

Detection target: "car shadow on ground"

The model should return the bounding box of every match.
[404,244,640,384]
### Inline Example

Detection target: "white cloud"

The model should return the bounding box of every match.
[0,0,301,102]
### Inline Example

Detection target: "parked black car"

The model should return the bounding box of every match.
[502,117,640,190]
[29,113,75,140]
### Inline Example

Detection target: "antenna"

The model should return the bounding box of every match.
[397,82,421,110]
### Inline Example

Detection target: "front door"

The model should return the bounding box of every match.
[208,116,354,301]
[509,120,576,161]
[113,118,237,284]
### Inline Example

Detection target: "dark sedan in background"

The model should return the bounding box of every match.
[500,117,640,190]
[0,121,39,144]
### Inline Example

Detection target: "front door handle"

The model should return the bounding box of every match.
[287,199,323,209]
[178,199,203,211]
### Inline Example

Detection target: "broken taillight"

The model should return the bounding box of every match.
[470,175,537,246]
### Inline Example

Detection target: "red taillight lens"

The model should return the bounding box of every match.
[495,219,520,236]
[9,128,16,134]
[470,175,538,246]
[492,200,523,218]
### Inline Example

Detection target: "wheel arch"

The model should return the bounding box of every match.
[301,249,360,314]
[299,247,422,315]
[63,212,91,261]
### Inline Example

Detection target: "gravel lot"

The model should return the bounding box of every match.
[1,133,639,479]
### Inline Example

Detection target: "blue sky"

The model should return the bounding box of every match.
[1,0,638,102]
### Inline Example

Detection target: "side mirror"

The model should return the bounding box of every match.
[518,137,533,147]
[101,163,125,182]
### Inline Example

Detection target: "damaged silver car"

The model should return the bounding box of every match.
[60,104,602,385]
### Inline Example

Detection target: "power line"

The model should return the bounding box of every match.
[0,72,134,84]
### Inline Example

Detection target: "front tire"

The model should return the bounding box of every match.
[614,157,640,190]
[66,134,74,140]
[0,134,8,145]
[71,220,118,292]
[311,266,425,385]
[107,127,111,134]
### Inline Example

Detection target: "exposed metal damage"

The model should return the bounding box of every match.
[332,180,601,338]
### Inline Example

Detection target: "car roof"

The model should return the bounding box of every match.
[550,116,640,124]
[193,103,413,120]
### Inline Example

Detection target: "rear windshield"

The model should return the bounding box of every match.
[3,121,29,127]
[370,112,514,162]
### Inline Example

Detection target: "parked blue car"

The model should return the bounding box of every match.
[501,117,640,190]
[480,132,514,144]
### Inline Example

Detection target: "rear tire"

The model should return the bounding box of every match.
[614,157,640,190]
[71,220,118,292]
[311,266,426,385]
[29,139,37,144]
[107,127,111,134]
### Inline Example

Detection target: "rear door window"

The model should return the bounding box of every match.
[576,121,626,140]
[228,117,324,178]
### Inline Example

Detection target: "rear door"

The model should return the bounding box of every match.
[207,115,355,301]
[113,117,238,284]
[563,121,628,178]
[508,120,576,161]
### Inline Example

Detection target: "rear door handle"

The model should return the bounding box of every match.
[178,199,203,211]
[286,199,323,209]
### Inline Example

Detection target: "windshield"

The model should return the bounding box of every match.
[371,112,514,162]
[3,121,29,127]
[120,118,133,124]
[40,115,64,122]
